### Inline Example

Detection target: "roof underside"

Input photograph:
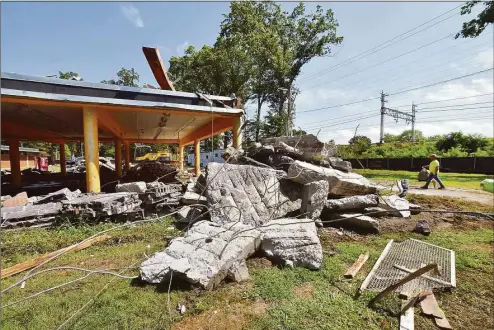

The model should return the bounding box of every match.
[1,73,242,145]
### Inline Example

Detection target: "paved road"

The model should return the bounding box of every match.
[379,183,494,205]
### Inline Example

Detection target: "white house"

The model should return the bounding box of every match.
[188,149,225,168]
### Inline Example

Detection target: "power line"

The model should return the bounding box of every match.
[299,109,377,127]
[298,5,461,83]
[298,96,380,114]
[391,92,494,109]
[419,102,493,111]
[301,34,455,92]
[388,67,494,96]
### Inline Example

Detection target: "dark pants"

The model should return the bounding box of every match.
[425,173,444,188]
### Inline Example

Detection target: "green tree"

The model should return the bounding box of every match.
[101,68,140,87]
[348,135,372,155]
[455,1,494,39]
[58,71,82,80]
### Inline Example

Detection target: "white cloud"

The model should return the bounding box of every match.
[475,49,494,69]
[176,41,189,55]
[120,4,144,28]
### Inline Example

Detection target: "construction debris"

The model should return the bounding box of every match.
[324,194,379,212]
[381,195,411,217]
[1,202,62,229]
[62,192,142,217]
[33,188,81,205]
[1,234,111,279]
[360,239,456,295]
[115,182,147,194]
[322,213,381,234]
[420,291,453,329]
[1,192,28,207]
[287,161,377,196]
[121,160,178,184]
[414,220,431,236]
[259,218,323,270]
[344,252,370,278]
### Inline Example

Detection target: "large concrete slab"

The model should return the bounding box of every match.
[325,194,379,212]
[259,218,323,270]
[287,161,376,196]
[206,163,302,226]
[140,221,261,289]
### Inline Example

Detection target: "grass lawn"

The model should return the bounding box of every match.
[354,168,493,190]
[1,196,493,330]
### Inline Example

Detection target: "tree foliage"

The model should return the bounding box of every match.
[383,129,424,143]
[455,1,494,39]
[58,71,82,80]
[101,68,140,87]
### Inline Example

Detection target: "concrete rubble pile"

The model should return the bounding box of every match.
[140,134,414,290]
[121,161,178,184]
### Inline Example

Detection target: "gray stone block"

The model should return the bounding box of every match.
[328,157,352,172]
[301,180,329,219]
[325,194,379,212]
[287,161,376,196]
[381,195,410,218]
[182,191,207,205]
[259,218,323,270]
[206,163,301,226]
[115,182,147,193]
[322,213,380,234]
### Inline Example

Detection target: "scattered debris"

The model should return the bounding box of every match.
[2,191,28,207]
[176,304,187,315]
[287,160,377,196]
[1,234,111,279]
[380,195,411,218]
[301,180,328,219]
[322,213,380,234]
[420,291,453,330]
[414,220,431,236]
[259,218,323,270]
[33,188,81,205]
[121,161,178,184]
[344,252,369,279]
[115,182,147,194]
[62,192,142,217]
[1,202,63,229]
[360,239,456,296]
[324,194,379,212]
[400,299,415,330]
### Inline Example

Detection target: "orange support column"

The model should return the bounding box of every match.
[179,145,184,171]
[8,139,21,189]
[83,107,100,193]
[115,140,122,177]
[59,143,67,176]
[194,140,200,177]
[124,142,131,171]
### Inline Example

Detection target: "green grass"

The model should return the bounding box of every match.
[1,203,493,330]
[354,168,493,190]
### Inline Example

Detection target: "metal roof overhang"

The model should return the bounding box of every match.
[1,73,243,146]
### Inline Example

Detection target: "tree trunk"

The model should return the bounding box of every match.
[255,95,262,142]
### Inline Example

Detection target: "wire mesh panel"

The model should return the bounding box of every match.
[361,239,455,293]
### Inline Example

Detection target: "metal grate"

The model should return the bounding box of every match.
[360,239,455,293]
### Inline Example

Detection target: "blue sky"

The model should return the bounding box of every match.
[2,2,493,143]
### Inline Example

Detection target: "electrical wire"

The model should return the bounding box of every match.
[301,34,455,92]
[298,5,462,82]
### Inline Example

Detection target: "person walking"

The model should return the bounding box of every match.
[421,154,445,189]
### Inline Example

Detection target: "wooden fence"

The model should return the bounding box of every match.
[346,157,494,174]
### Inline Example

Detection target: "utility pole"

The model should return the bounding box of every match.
[411,103,417,142]
[379,90,415,143]
[286,85,293,137]
[380,90,388,144]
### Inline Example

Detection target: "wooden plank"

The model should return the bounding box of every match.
[359,240,393,292]
[344,252,369,278]
[142,47,175,91]
[393,264,452,287]
[1,234,111,279]
[420,292,453,329]
[369,263,439,306]
[400,300,414,330]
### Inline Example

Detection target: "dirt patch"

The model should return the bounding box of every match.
[246,257,273,269]
[172,300,268,330]
[293,283,314,299]
[460,243,494,253]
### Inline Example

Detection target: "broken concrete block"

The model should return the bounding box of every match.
[175,206,207,225]
[328,157,352,173]
[142,183,183,205]
[325,194,379,212]
[409,203,422,215]
[62,192,142,217]
[1,202,62,229]
[381,195,410,218]
[206,163,301,226]
[182,191,207,205]
[227,260,250,283]
[301,180,329,219]
[140,221,261,289]
[364,207,388,217]
[115,182,147,193]
[287,161,376,196]
[261,134,336,161]
[322,213,380,234]
[259,218,323,270]
[2,192,28,207]
[33,188,81,205]
[1,195,12,201]
[176,206,191,222]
